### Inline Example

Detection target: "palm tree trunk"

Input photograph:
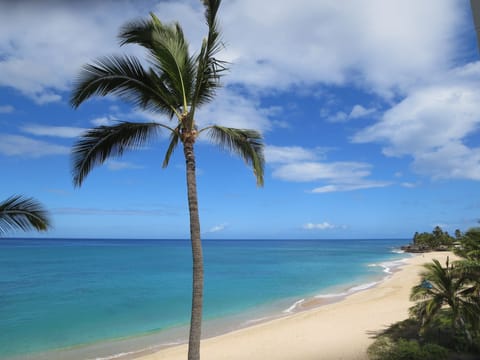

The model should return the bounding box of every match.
[183,139,203,360]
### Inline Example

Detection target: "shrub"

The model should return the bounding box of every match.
[368,338,449,360]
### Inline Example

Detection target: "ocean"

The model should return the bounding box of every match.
[0,238,410,360]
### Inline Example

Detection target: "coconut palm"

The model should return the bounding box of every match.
[0,195,51,235]
[454,228,480,263]
[410,258,479,342]
[454,228,480,328]
[69,1,264,359]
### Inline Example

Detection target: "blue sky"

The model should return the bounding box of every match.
[1,0,480,239]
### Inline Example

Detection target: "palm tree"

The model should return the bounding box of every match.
[0,195,51,235]
[69,1,264,359]
[454,228,480,262]
[454,228,480,329]
[410,258,479,342]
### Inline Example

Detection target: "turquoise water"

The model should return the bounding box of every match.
[0,238,409,359]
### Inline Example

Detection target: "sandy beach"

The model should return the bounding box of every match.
[134,251,456,360]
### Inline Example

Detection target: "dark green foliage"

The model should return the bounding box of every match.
[410,259,479,344]
[368,316,480,359]
[368,338,449,360]
[454,228,480,261]
[72,122,162,187]
[411,226,454,250]
[206,126,265,186]
[0,195,51,234]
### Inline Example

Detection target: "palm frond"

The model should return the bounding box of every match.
[205,126,264,186]
[119,17,155,49]
[70,55,179,118]
[0,195,51,235]
[72,122,161,187]
[162,125,181,168]
[192,0,228,111]
[145,13,195,112]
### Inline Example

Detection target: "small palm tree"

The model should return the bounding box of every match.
[454,228,480,334]
[410,258,478,342]
[69,1,264,359]
[454,228,480,263]
[0,195,51,235]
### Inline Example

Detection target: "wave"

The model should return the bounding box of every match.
[87,342,180,360]
[243,316,273,325]
[368,257,409,275]
[348,281,379,292]
[283,298,305,313]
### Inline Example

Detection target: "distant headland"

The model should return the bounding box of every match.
[401,226,460,253]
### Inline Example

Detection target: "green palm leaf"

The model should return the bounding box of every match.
[410,258,479,338]
[119,16,156,50]
[120,13,197,116]
[205,125,264,186]
[70,55,178,118]
[0,195,51,235]
[192,0,227,111]
[162,124,181,168]
[72,122,162,186]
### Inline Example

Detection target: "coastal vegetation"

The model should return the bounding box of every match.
[0,195,50,235]
[69,1,264,359]
[368,228,480,359]
[402,226,457,252]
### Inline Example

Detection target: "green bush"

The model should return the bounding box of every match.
[420,343,450,359]
[368,338,449,360]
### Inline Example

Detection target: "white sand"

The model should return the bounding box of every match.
[135,252,456,360]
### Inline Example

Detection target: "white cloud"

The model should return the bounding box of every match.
[0,134,69,157]
[106,160,143,171]
[91,116,116,126]
[401,182,419,188]
[349,105,376,119]
[0,0,143,103]
[0,105,14,113]
[264,145,318,164]
[206,223,228,233]
[195,88,275,132]
[303,222,335,230]
[0,0,465,104]
[353,62,480,180]
[272,161,372,182]
[326,111,348,123]
[412,143,480,180]
[220,0,463,96]
[21,125,86,138]
[311,181,390,193]
[268,144,391,193]
[326,104,377,123]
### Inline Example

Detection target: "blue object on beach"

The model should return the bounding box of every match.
[421,279,433,289]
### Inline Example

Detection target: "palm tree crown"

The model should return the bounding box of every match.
[69,1,263,359]
[70,1,263,188]
[410,258,479,340]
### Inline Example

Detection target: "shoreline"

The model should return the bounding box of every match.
[132,251,455,360]
[122,256,411,359]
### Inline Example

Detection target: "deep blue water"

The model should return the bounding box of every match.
[0,238,409,359]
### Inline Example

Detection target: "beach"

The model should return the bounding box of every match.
[135,251,455,360]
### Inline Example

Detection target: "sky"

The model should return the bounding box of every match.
[1,0,480,239]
